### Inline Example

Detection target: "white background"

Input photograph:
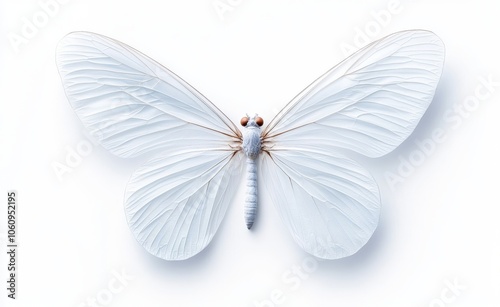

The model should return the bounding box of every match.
[1,0,500,306]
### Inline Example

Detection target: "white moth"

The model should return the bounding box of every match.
[56,30,445,260]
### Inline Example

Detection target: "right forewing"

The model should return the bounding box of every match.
[263,30,445,158]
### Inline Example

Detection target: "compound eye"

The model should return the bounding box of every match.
[255,116,264,127]
[240,117,249,126]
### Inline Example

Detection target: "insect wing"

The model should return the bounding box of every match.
[56,31,241,158]
[56,32,244,260]
[126,150,244,260]
[263,30,445,158]
[260,150,379,259]
[261,30,445,259]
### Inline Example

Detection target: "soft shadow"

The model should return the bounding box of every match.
[105,69,456,275]
[319,69,455,271]
[317,212,389,275]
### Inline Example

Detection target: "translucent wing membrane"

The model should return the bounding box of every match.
[56,32,241,158]
[56,32,244,260]
[263,30,445,158]
[261,30,444,259]
[125,150,244,260]
[260,150,380,259]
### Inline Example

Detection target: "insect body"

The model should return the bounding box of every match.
[241,115,264,229]
[56,30,445,260]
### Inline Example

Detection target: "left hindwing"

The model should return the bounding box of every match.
[125,150,244,260]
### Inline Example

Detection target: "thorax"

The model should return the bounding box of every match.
[242,127,261,159]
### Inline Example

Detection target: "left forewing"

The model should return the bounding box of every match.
[56,32,241,158]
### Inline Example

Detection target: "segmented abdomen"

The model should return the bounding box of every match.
[244,157,258,229]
